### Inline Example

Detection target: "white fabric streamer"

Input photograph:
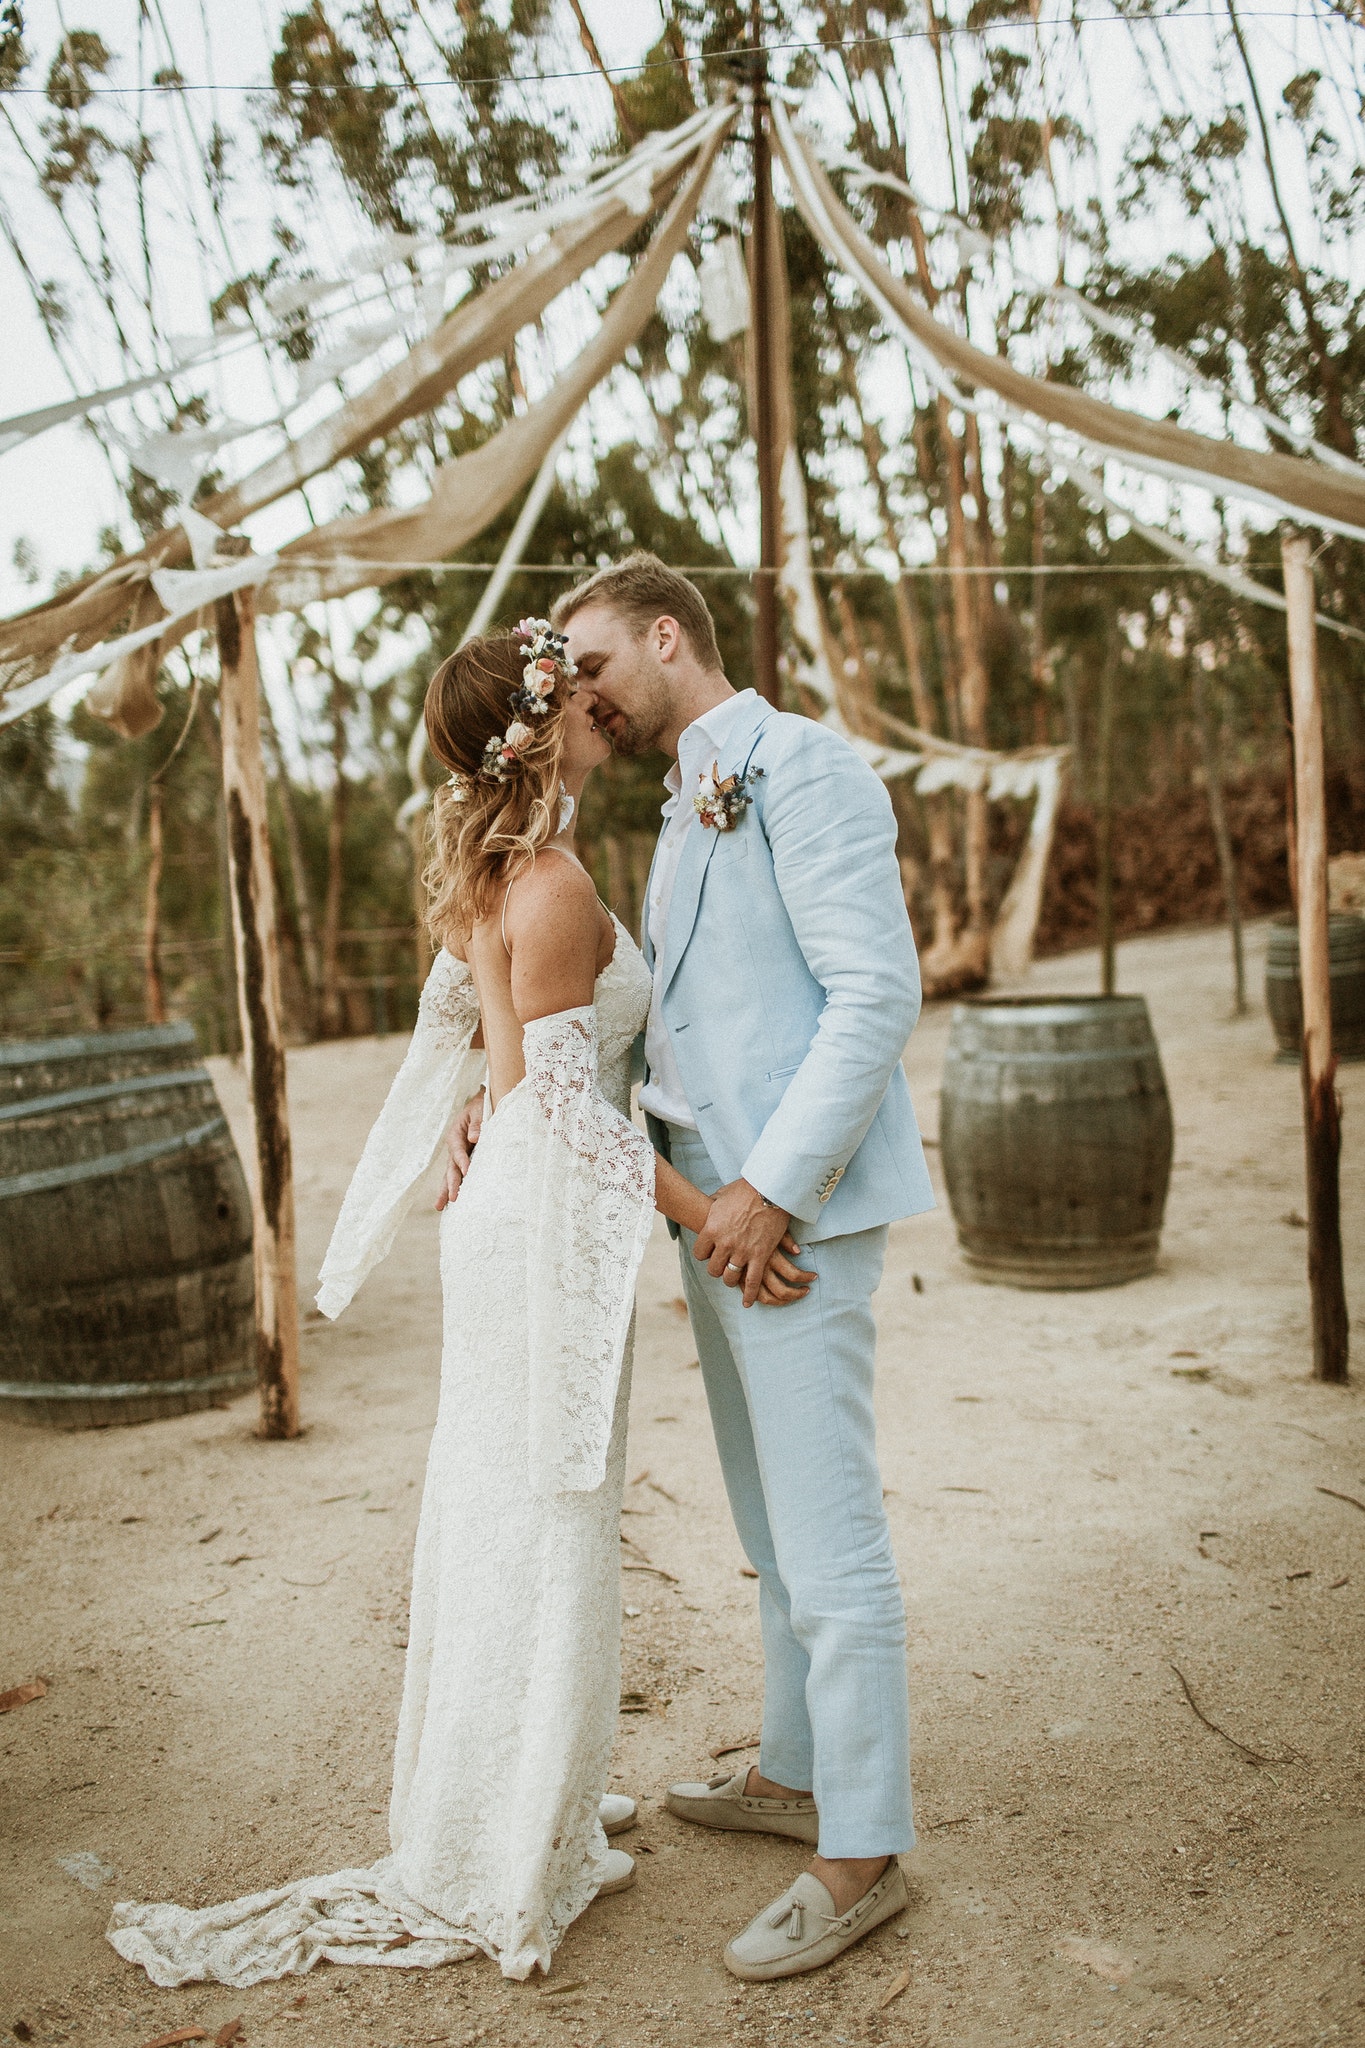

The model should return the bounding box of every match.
[314,949,486,1321]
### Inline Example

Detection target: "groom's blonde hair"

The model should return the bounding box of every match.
[552,551,724,673]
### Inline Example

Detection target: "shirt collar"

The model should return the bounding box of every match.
[662,689,758,803]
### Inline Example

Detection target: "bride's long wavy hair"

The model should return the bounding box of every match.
[421,632,572,945]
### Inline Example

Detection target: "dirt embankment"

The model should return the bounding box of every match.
[1030,764,1365,955]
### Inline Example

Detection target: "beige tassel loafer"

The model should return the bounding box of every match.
[599,1793,637,1836]
[724,1860,907,1981]
[664,1768,819,1845]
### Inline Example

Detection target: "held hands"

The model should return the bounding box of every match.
[436,1093,484,1210]
[694,1179,816,1309]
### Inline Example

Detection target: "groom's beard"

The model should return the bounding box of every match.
[603,706,667,756]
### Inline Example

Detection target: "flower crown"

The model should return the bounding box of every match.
[445,619,577,796]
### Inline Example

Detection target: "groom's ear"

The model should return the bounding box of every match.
[654,615,684,665]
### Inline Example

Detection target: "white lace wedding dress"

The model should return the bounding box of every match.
[108,921,655,1987]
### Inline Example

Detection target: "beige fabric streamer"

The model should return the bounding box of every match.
[773,111,1365,541]
[257,119,732,615]
[0,107,731,700]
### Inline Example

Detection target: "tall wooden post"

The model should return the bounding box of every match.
[216,584,302,1438]
[749,7,780,707]
[1281,536,1349,1384]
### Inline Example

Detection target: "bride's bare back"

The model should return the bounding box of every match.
[456,848,616,1110]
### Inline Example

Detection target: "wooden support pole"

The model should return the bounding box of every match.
[216,584,302,1438]
[1281,535,1349,1384]
[748,11,780,708]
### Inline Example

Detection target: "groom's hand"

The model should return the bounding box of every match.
[694,1179,798,1308]
[436,1093,484,1209]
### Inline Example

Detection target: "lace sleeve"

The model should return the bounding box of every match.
[522,1005,656,1495]
[315,950,485,1320]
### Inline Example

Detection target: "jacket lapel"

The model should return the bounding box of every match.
[661,695,775,997]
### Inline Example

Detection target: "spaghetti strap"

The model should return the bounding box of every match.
[501,846,612,955]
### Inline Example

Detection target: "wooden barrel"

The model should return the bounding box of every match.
[940,994,1174,1290]
[1264,912,1365,1063]
[0,1022,255,1428]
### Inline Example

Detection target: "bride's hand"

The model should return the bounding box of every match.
[755,1233,816,1308]
[436,1093,484,1209]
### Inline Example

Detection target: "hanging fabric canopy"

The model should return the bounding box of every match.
[6,84,1363,744]
[0,103,735,713]
[771,105,1365,543]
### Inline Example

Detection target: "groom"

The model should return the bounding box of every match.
[553,553,935,1980]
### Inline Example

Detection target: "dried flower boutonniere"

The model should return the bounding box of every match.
[693,759,764,832]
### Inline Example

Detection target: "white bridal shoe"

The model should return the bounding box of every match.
[599,1792,637,1836]
[594,1848,636,1895]
[592,1795,638,1895]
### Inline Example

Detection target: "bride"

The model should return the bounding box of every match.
[108,622,811,1989]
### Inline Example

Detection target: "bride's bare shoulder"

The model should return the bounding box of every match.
[504,850,597,929]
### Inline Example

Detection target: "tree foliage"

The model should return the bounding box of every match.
[2,0,1364,1038]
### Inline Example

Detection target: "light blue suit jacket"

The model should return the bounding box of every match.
[640,694,935,1241]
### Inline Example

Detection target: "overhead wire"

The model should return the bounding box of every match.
[0,11,1332,96]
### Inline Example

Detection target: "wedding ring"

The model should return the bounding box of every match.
[725,1261,742,1273]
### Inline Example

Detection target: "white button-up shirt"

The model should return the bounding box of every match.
[638,690,757,1130]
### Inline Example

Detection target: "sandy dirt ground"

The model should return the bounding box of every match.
[3,919,1363,2048]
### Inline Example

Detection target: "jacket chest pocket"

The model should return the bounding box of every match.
[707,831,750,869]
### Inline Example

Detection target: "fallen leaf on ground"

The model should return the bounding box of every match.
[739,1565,758,1578]
[0,1677,47,1713]
[1055,1935,1136,1983]
[878,1967,912,2008]
[540,1979,587,1999]
[138,2030,210,2048]
[214,2023,244,2048]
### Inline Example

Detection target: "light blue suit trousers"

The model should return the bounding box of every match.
[668,1123,914,1860]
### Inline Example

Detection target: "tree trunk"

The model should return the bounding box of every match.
[939,406,991,970]
[142,781,167,1027]
[826,313,960,951]
[320,662,349,1038]
[261,693,321,1032]
[829,582,879,737]
[1189,656,1246,1014]
[1282,535,1349,1384]
[1097,634,1117,997]
[216,585,302,1440]
[1031,483,1049,744]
